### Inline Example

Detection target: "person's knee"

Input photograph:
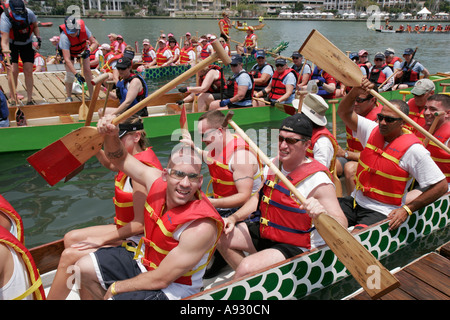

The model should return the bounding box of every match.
[65,72,75,83]
[234,256,253,278]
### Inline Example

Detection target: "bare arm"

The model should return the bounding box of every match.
[113,78,142,115]
[104,218,218,299]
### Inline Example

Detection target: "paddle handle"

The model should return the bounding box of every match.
[224,111,308,204]
[2,50,19,105]
[113,40,231,126]
[370,89,450,154]
[91,73,109,85]
[423,111,445,147]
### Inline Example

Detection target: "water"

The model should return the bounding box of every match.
[1,18,448,269]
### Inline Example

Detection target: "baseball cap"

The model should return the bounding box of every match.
[230,55,243,65]
[64,16,80,34]
[275,58,287,65]
[411,79,435,96]
[99,43,110,50]
[403,48,414,55]
[256,50,265,58]
[291,51,302,58]
[374,52,385,60]
[279,113,313,138]
[143,39,150,45]
[385,48,395,55]
[9,0,26,14]
[119,121,144,138]
[116,57,132,69]
[358,49,368,56]
[349,52,359,60]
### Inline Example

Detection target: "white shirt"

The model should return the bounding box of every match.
[352,116,445,216]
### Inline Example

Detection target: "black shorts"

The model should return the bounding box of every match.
[92,245,169,300]
[246,220,304,259]
[10,42,34,64]
[338,196,386,230]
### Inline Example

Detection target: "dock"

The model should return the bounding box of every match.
[349,241,450,300]
[0,70,107,105]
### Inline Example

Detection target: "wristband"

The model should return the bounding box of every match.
[402,205,413,216]
[110,282,118,295]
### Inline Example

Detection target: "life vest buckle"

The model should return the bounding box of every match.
[262,195,270,204]
[260,217,269,226]
[265,180,276,189]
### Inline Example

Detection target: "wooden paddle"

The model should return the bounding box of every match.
[252,97,296,115]
[78,57,88,121]
[328,99,343,197]
[299,29,450,154]
[64,73,109,182]
[27,40,231,186]
[423,111,446,147]
[3,50,26,126]
[222,110,400,299]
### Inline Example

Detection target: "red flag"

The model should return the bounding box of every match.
[180,104,188,132]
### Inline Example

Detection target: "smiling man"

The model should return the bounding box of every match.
[214,113,347,279]
[337,78,447,231]
[76,116,223,300]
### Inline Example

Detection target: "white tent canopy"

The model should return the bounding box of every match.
[418,7,431,15]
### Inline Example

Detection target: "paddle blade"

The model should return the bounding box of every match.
[27,127,104,186]
[314,214,400,299]
[179,104,188,131]
[299,29,363,88]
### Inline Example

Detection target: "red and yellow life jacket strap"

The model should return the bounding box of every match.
[12,277,43,300]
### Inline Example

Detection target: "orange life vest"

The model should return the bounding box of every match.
[346,102,383,152]
[0,225,46,300]
[138,178,223,286]
[306,127,339,173]
[89,48,99,68]
[406,98,426,140]
[206,135,262,198]
[59,19,88,58]
[258,159,330,249]
[156,46,169,66]
[101,52,122,73]
[426,122,450,183]
[269,68,297,101]
[168,44,179,63]
[142,47,155,63]
[219,18,230,35]
[244,33,255,47]
[386,56,402,71]
[355,128,421,205]
[179,46,193,64]
[113,148,162,228]
[0,194,24,243]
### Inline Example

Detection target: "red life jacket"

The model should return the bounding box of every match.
[219,18,230,35]
[426,122,450,183]
[142,47,155,63]
[7,8,34,43]
[244,33,255,47]
[387,56,401,70]
[0,194,24,243]
[89,48,99,68]
[306,127,339,173]
[345,102,383,152]
[59,19,88,58]
[369,64,388,85]
[259,159,330,249]
[138,178,223,286]
[355,128,421,205]
[156,46,169,66]
[206,135,262,198]
[169,44,179,63]
[101,52,122,73]
[200,42,211,59]
[400,60,419,83]
[269,68,297,100]
[179,46,193,64]
[113,148,162,228]
[199,65,227,93]
[0,225,46,300]
[406,98,426,140]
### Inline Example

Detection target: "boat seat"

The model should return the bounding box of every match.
[59,114,75,123]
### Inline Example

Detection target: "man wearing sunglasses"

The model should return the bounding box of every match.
[78,117,224,300]
[337,78,447,231]
[0,0,40,105]
[214,113,347,279]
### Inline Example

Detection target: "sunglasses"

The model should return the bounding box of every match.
[167,169,202,182]
[278,135,308,145]
[292,57,300,59]
[377,113,403,123]
[275,64,285,68]
[230,64,238,67]
[201,128,219,140]
[355,96,372,103]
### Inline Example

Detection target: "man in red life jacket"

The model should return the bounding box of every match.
[59,16,98,102]
[335,90,383,196]
[215,113,347,279]
[0,0,41,105]
[422,94,450,191]
[337,78,447,231]
[384,48,402,72]
[405,79,435,139]
[77,120,223,300]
